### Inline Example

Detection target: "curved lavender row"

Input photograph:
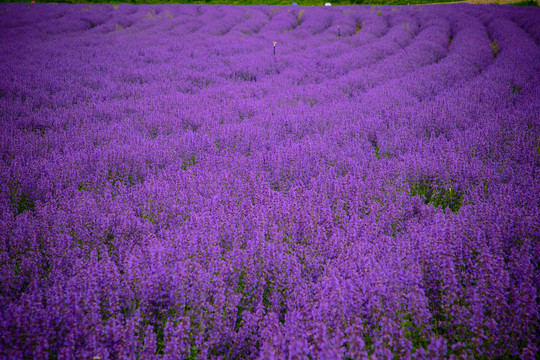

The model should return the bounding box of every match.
[1,3,540,359]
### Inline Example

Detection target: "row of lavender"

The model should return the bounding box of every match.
[1,2,540,359]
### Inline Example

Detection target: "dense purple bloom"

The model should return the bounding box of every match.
[1,2,539,359]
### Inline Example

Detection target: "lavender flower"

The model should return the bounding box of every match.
[0,3,539,359]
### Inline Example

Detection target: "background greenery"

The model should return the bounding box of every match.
[6,0,538,16]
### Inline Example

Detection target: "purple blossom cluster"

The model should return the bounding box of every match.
[1,2,539,359]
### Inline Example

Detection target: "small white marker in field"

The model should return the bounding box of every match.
[325,2,332,6]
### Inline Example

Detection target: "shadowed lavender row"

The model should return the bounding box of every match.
[1,2,539,359]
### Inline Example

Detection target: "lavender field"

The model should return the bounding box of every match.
[1,2,540,359]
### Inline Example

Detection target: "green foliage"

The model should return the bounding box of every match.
[8,184,35,216]
[234,271,248,330]
[106,168,141,186]
[397,307,430,351]
[141,208,157,224]
[181,154,199,170]
[373,146,390,159]
[15,193,35,215]
[369,135,390,160]
[511,0,538,6]
[490,39,499,59]
[409,179,463,213]
[77,183,91,192]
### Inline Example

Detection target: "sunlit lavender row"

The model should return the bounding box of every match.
[1,2,539,359]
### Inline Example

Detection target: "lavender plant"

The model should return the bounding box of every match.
[0,2,539,359]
